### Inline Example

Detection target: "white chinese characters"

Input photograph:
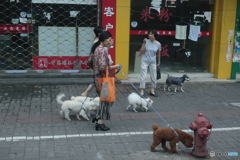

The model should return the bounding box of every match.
[104,7,114,17]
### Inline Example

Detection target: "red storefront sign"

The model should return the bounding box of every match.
[130,30,212,36]
[0,24,32,33]
[102,0,116,64]
[33,56,90,70]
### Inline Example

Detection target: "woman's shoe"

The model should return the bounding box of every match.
[95,123,110,131]
[149,92,158,97]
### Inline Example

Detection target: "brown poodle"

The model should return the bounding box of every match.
[150,124,193,153]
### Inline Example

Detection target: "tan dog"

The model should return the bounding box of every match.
[150,124,193,153]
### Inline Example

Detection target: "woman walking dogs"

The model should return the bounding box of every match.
[139,30,161,97]
[88,31,121,131]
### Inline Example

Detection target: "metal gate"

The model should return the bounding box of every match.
[0,0,99,71]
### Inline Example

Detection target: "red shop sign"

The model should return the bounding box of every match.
[102,0,116,64]
[0,24,32,33]
[130,30,212,36]
[32,56,90,70]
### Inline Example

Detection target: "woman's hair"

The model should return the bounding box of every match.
[90,31,112,54]
[93,26,104,37]
[149,30,158,38]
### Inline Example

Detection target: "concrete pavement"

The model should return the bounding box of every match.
[0,70,239,85]
[0,80,240,160]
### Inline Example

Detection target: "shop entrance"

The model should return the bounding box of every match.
[129,0,214,73]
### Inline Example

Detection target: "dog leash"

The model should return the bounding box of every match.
[79,104,87,114]
[119,70,179,136]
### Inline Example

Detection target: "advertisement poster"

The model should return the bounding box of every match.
[226,30,234,62]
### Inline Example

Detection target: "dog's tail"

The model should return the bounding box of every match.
[151,124,159,132]
[56,93,65,105]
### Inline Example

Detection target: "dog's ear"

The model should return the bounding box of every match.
[148,99,153,104]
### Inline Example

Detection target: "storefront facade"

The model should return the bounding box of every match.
[116,0,238,80]
[0,0,98,70]
[231,0,240,79]
[0,0,238,79]
[129,0,213,73]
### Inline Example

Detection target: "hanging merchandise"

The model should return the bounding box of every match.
[204,11,212,23]
[43,12,52,22]
[185,51,191,57]
[176,40,191,58]
[69,11,80,17]
[20,12,27,18]
[150,0,163,14]
[188,24,201,41]
[19,17,27,23]
[165,0,177,8]
[175,24,187,40]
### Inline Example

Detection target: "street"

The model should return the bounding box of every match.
[0,82,240,160]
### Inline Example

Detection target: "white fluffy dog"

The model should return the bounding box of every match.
[56,93,98,121]
[126,92,153,112]
[71,96,100,107]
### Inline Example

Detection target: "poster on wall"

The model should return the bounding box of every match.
[226,30,234,62]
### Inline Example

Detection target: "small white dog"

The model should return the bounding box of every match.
[126,92,153,112]
[56,93,98,121]
[71,96,100,107]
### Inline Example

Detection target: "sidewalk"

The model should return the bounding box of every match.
[0,80,240,160]
[0,71,238,85]
[122,72,239,84]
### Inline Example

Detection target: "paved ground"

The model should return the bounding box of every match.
[0,81,240,160]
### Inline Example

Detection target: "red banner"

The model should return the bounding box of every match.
[130,30,212,36]
[0,24,32,33]
[102,0,116,64]
[33,56,90,70]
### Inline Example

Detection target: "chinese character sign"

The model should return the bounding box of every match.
[102,0,116,64]
[158,7,172,22]
[140,6,154,22]
[33,56,90,69]
[0,24,32,33]
[161,45,170,57]
[104,7,115,17]
[140,6,172,23]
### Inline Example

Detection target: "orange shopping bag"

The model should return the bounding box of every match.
[98,67,116,102]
